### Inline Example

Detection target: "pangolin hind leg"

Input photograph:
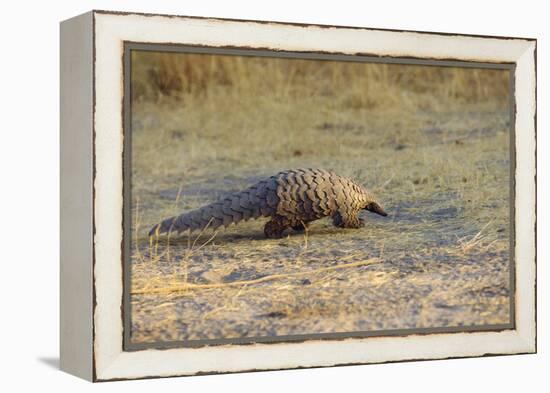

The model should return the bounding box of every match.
[264,216,293,239]
[332,211,364,229]
[291,221,310,232]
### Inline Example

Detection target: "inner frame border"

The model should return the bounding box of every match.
[122,41,517,352]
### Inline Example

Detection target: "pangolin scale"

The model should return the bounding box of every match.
[150,168,388,239]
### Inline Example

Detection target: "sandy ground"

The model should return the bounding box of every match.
[129,100,512,345]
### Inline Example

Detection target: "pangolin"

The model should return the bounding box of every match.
[149,168,388,239]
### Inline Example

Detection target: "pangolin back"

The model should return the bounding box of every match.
[150,168,385,237]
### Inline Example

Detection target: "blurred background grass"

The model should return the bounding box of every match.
[131,51,509,110]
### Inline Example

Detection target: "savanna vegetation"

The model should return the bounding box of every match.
[129,50,512,345]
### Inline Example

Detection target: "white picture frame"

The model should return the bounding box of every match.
[60,10,536,382]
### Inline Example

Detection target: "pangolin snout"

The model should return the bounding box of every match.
[366,202,388,217]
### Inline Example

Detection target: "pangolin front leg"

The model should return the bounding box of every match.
[332,211,364,229]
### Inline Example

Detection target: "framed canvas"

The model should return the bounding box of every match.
[60,10,537,382]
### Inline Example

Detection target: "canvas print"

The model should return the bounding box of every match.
[126,48,513,348]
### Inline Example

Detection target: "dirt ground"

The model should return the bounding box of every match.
[128,52,512,345]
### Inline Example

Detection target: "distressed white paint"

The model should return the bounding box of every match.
[92,11,536,381]
[513,42,537,349]
[60,11,94,381]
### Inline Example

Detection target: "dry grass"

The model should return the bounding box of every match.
[133,255,382,295]
[128,50,512,345]
[131,51,509,109]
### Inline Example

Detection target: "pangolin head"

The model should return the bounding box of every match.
[362,191,388,217]
[365,201,388,217]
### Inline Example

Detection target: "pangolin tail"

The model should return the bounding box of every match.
[148,182,275,236]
